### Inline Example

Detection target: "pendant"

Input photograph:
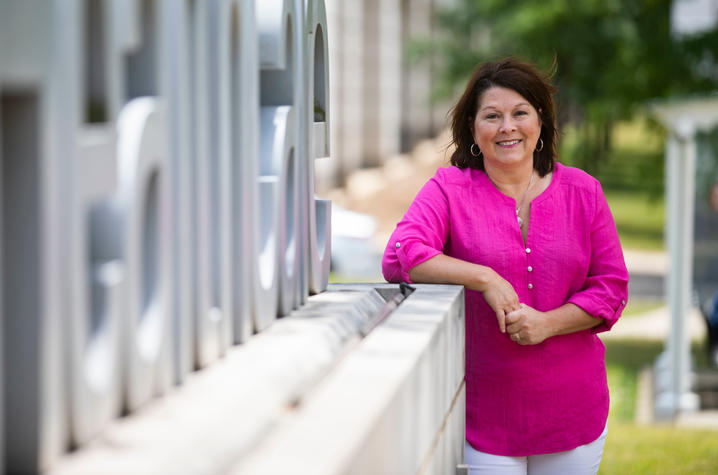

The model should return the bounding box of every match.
[517,215,523,227]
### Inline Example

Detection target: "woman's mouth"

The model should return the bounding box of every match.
[496,139,522,147]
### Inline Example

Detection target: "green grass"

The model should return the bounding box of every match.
[601,423,718,474]
[603,339,663,422]
[561,118,666,197]
[621,298,665,318]
[606,190,665,251]
[600,339,718,474]
[560,118,667,251]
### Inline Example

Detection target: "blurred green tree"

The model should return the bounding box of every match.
[412,0,718,175]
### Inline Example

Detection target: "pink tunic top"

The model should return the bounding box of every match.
[382,162,629,456]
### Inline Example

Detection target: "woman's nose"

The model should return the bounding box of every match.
[499,117,516,132]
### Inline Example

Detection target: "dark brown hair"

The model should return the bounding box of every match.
[449,57,558,176]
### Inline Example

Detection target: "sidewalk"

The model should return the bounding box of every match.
[620,249,718,430]
[602,305,706,342]
[609,248,705,342]
[623,248,667,276]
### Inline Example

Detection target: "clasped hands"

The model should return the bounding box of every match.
[502,304,551,345]
[481,272,550,346]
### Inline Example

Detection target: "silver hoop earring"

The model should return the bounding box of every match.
[470,143,482,157]
[535,138,544,152]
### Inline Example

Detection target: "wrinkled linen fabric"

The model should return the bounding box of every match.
[382,162,629,456]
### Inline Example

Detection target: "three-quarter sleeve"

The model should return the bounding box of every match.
[382,171,451,283]
[567,180,630,333]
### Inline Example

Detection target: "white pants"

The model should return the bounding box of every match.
[464,425,608,475]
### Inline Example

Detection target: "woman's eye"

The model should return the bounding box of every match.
[515,110,528,116]
[485,114,498,119]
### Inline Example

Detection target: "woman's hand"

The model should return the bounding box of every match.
[477,270,521,334]
[505,304,552,345]
[407,255,521,333]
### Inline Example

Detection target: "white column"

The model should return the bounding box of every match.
[362,0,402,166]
[377,0,402,159]
[330,0,363,180]
[401,0,434,150]
[361,0,381,167]
[654,120,700,419]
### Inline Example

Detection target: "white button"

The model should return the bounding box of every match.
[396,242,401,248]
[525,248,531,254]
[527,266,533,272]
[528,283,533,290]
[621,300,626,305]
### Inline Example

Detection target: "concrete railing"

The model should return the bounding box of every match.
[47,283,465,475]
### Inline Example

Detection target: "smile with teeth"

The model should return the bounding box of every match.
[497,139,522,146]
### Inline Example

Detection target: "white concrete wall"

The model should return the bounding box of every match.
[46,284,465,475]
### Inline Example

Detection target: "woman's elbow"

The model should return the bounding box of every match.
[381,254,402,283]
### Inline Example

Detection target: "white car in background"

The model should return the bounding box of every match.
[330,205,382,279]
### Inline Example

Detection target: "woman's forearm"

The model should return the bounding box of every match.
[506,302,603,345]
[544,303,602,337]
[408,254,496,292]
[409,254,522,334]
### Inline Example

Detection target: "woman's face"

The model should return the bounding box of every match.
[472,86,542,170]
[709,182,718,214]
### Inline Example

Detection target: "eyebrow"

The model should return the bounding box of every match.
[480,102,531,112]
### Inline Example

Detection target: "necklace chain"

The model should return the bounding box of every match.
[486,169,536,227]
[515,171,535,227]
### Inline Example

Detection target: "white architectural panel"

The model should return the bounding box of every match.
[257,0,303,325]
[158,0,194,382]
[216,0,261,344]
[115,97,172,411]
[260,105,301,317]
[193,0,230,366]
[1,1,68,471]
[306,0,332,295]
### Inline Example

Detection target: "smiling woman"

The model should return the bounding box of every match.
[382,57,629,475]
[472,87,542,171]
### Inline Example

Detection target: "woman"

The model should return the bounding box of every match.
[382,58,629,474]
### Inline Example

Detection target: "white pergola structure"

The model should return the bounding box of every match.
[651,95,718,418]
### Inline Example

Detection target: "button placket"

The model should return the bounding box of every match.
[525,248,533,290]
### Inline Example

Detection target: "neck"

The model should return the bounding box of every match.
[484,162,535,196]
